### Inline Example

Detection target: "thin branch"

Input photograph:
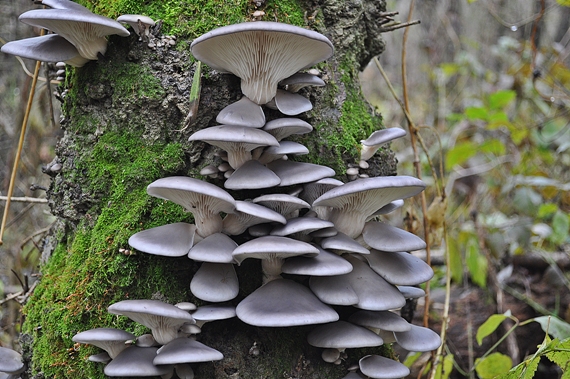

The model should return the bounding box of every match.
[0,196,48,203]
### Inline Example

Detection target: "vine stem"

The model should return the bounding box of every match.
[0,54,43,244]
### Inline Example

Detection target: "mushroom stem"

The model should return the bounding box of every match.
[261,257,284,284]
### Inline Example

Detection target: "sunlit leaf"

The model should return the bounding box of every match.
[496,355,540,379]
[537,203,559,219]
[545,338,570,376]
[403,351,422,368]
[433,354,455,379]
[440,63,459,77]
[466,236,487,288]
[549,211,570,245]
[465,106,489,121]
[480,138,506,156]
[488,90,516,110]
[533,316,570,340]
[476,313,509,345]
[475,352,513,378]
[556,0,570,8]
[446,141,477,168]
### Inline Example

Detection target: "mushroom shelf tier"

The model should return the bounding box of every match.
[73,21,441,378]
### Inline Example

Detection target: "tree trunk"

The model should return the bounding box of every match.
[20,1,397,378]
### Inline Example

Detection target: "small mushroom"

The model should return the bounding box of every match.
[116,14,155,37]
[360,127,407,161]
[216,96,265,128]
[279,72,325,92]
[153,337,223,365]
[190,262,239,302]
[104,346,173,377]
[128,222,199,257]
[358,354,410,379]
[72,328,135,359]
[222,200,286,235]
[0,347,24,376]
[0,34,88,67]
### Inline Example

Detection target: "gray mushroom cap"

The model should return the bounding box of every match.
[312,176,426,238]
[362,222,426,252]
[0,347,24,375]
[397,286,426,299]
[270,217,334,238]
[107,300,195,345]
[190,262,239,302]
[216,96,265,128]
[19,9,130,60]
[300,177,344,205]
[153,338,223,365]
[146,176,236,238]
[281,245,353,276]
[189,125,279,169]
[348,310,411,333]
[0,34,85,66]
[253,193,310,218]
[104,346,173,377]
[232,236,319,264]
[258,141,309,164]
[393,324,442,352]
[190,21,333,105]
[307,320,384,349]
[360,127,407,161]
[320,232,370,255]
[224,159,281,190]
[72,328,135,359]
[116,14,156,36]
[280,72,325,92]
[273,89,313,115]
[41,0,90,11]
[358,355,411,379]
[267,160,335,187]
[129,222,198,257]
[222,200,286,235]
[236,279,338,327]
[364,250,434,286]
[88,351,111,363]
[369,199,405,217]
[187,232,237,263]
[309,275,359,306]
[191,304,236,327]
[262,117,313,141]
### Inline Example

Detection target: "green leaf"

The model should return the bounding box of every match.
[496,354,540,379]
[545,338,570,376]
[549,211,569,245]
[476,313,509,345]
[466,236,487,288]
[440,63,459,77]
[537,203,559,219]
[488,90,516,110]
[403,351,422,368]
[557,0,570,6]
[448,236,464,284]
[465,106,489,121]
[480,138,506,156]
[533,316,570,340]
[446,141,477,168]
[475,352,513,379]
[433,354,455,379]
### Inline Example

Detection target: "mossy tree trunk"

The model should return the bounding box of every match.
[20,1,398,378]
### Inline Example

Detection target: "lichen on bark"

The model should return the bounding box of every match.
[20,1,396,378]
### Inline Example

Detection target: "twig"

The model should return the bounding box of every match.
[380,19,421,33]
[21,223,55,251]
[0,196,48,203]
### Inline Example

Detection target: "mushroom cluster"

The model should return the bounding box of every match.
[1,0,130,67]
[70,21,441,378]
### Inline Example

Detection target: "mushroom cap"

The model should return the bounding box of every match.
[307,320,384,349]
[223,160,281,190]
[0,34,82,65]
[116,14,156,36]
[216,96,265,128]
[222,200,286,235]
[362,222,426,252]
[312,176,426,238]
[19,9,130,60]
[281,245,353,276]
[190,21,333,104]
[273,89,313,115]
[187,232,237,263]
[129,222,198,257]
[190,262,239,302]
[364,250,434,286]
[146,176,236,238]
[258,140,309,164]
[41,0,90,11]
[358,355,410,379]
[263,117,313,141]
[300,177,344,205]
[104,346,173,377]
[397,286,426,299]
[153,338,223,365]
[236,279,338,327]
[270,217,334,238]
[72,328,135,359]
[361,127,407,147]
[0,347,24,375]
[232,235,319,264]
[107,300,195,345]
[267,160,335,187]
[309,275,359,306]
[189,125,279,169]
[320,232,370,255]
[280,72,325,92]
[88,351,112,363]
[348,310,411,332]
[393,324,442,352]
[191,304,236,326]
[344,255,406,311]
[252,193,310,218]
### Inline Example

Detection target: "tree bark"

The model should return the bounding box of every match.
[19,1,396,378]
